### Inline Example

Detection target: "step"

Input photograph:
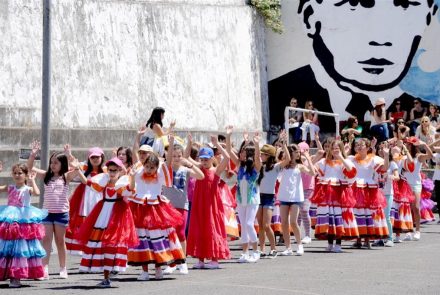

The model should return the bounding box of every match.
[0,106,40,128]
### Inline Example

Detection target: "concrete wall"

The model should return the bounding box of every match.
[0,0,267,132]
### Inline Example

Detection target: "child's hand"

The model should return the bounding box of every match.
[243,132,249,142]
[168,133,175,146]
[137,126,147,136]
[225,125,233,136]
[28,171,36,181]
[30,140,41,156]
[129,168,137,177]
[64,144,72,156]
[186,132,193,144]
[253,132,261,144]
[383,147,390,155]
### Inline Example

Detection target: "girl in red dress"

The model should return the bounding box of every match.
[187,136,231,269]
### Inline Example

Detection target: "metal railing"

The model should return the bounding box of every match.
[284,107,340,144]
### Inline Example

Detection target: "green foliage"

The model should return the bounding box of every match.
[250,0,284,34]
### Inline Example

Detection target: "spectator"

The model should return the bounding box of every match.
[370,98,390,142]
[415,116,436,144]
[341,116,362,143]
[409,99,427,136]
[428,104,439,129]
[393,119,410,140]
[388,100,407,134]
[300,100,320,147]
[287,97,303,143]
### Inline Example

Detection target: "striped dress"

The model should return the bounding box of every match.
[127,162,185,266]
[77,174,138,273]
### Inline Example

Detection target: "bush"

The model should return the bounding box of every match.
[250,0,284,34]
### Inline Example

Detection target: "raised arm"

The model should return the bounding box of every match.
[28,171,40,196]
[225,125,239,166]
[165,134,175,167]
[213,135,230,176]
[27,140,46,179]
[417,141,433,162]
[252,133,262,172]
[133,126,147,163]
[181,158,204,180]
[279,131,291,169]
[300,150,316,176]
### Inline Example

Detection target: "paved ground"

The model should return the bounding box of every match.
[2,217,440,295]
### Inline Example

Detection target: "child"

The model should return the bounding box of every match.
[311,139,358,253]
[27,141,79,279]
[187,137,231,269]
[0,164,46,288]
[66,147,105,255]
[76,157,138,287]
[277,136,316,256]
[227,128,262,263]
[127,141,186,281]
[162,143,204,275]
[256,144,279,258]
[349,138,389,248]
[116,146,134,172]
[297,142,314,244]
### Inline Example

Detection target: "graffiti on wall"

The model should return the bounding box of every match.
[267,0,440,132]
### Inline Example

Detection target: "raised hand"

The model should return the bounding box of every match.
[28,170,36,181]
[30,140,41,156]
[243,131,249,142]
[169,120,176,129]
[137,126,147,135]
[211,135,219,146]
[383,146,390,155]
[225,125,233,136]
[253,132,261,144]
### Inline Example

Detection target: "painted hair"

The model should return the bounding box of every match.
[146,107,165,128]
[44,152,69,185]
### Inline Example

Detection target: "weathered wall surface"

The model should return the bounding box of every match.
[0,0,267,131]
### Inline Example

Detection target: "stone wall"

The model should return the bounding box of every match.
[0,0,268,132]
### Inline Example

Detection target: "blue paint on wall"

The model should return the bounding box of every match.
[399,0,440,106]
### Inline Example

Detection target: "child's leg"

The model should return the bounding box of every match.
[263,208,276,250]
[237,205,249,253]
[385,194,393,241]
[53,224,67,268]
[247,205,259,251]
[289,205,302,245]
[104,270,110,280]
[42,224,54,266]
[411,190,421,232]
[256,207,265,252]
[300,199,312,237]
[280,205,291,249]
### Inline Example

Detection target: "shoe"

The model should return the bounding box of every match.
[155,267,164,280]
[301,236,312,244]
[192,261,205,269]
[137,271,150,281]
[362,242,371,249]
[413,231,421,241]
[331,244,342,253]
[279,248,294,256]
[109,271,119,279]
[177,263,189,275]
[96,279,112,288]
[36,265,49,281]
[296,245,304,256]
[238,253,250,263]
[351,242,362,249]
[403,233,413,241]
[9,279,21,288]
[371,240,385,247]
[267,250,278,259]
[384,240,394,247]
[203,261,220,269]
[250,251,260,262]
[394,235,402,243]
[325,244,333,252]
[59,267,68,279]
[163,265,176,275]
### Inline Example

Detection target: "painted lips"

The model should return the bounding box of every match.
[358,58,394,75]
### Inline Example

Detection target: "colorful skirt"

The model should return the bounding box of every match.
[128,196,185,266]
[391,180,414,233]
[0,205,47,280]
[78,199,139,273]
[353,185,389,239]
[310,184,358,240]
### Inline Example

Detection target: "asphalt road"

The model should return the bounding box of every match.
[2,217,440,295]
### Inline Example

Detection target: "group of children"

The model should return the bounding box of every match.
[0,117,438,288]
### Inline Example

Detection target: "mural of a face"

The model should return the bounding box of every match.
[302,0,434,91]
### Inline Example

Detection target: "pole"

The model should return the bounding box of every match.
[40,0,51,207]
